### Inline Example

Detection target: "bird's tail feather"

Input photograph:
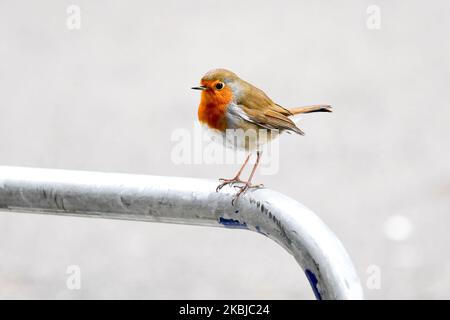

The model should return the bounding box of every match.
[289,105,332,115]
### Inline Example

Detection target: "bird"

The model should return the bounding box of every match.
[192,68,331,202]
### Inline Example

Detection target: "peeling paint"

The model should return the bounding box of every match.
[120,196,132,208]
[61,197,66,211]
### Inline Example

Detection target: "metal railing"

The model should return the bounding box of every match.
[0,166,363,299]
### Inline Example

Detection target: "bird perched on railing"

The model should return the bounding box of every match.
[192,69,331,203]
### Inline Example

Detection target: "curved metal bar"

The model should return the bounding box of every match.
[0,166,363,300]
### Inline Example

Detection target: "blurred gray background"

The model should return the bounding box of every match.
[1,0,449,299]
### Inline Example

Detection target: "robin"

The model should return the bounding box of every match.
[192,68,331,202]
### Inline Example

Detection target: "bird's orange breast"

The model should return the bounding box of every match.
[197,83,233,131]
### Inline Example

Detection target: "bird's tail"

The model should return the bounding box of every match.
[289,105,332,115]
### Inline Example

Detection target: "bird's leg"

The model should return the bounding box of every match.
[233,151,264,203]
[216,153,251,192]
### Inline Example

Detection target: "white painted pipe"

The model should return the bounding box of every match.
[0,166,363,299]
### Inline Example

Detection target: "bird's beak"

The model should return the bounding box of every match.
[191,85,207,91]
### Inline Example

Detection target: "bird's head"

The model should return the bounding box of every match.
[192,69,241,106]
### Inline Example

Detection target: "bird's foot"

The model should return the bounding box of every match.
[216,177,244,192]
[231,182,264,205]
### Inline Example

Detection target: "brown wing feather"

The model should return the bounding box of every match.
[264,109,304,135]
[235,80,304,135]
[289,105,332,114]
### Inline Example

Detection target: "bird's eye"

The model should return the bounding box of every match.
[215,82,224,90]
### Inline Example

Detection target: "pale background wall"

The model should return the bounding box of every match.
[0,0,449,299]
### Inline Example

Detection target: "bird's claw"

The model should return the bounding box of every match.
[216,177,265,205]
[231,183,265,205]
[216,177,243,192]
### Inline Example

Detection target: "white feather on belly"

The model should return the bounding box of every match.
[201,103,280,152]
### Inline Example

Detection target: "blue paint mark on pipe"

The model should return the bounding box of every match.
[305,269,322,300]
[219,217,247,229]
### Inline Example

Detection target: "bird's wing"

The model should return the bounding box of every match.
[233,83,304,135]
[238,106,304,135]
